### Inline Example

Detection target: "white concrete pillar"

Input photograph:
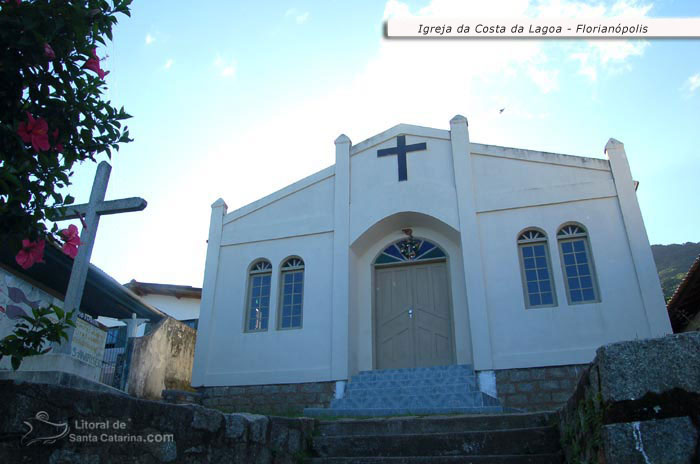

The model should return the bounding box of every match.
[605,139,672,336]
[449,115,494,370]
[191,198,228,386]
[331,134,351,380]
[120,313,148,338]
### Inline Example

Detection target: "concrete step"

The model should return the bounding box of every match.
[352,371,475,383]
[347,376,478,391]
[355,364,474,377]
[304,406,504,418]
[331,392,500,410]
[312,426,561,458]
[344,382,479,398]
[316,412,558,437]
[309,455,563,463]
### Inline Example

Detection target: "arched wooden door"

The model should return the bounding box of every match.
[374,238,455,369]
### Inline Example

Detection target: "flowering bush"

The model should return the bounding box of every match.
[0,0,133,266]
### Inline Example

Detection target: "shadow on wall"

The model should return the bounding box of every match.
[126,317,196,400]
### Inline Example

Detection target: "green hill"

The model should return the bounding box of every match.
[651,242,700,300]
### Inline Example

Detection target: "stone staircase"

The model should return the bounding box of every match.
[305,364,501,417]
[309,412,564,463]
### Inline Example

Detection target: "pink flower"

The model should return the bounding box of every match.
[15,239,45,270]
[44,43,55,60]
[60,224,81,259]
[83,48,109,79]
[17,112,50,152]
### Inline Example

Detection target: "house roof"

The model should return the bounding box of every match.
[667,254,700,332]
[0,241,166,323]
[124,280,202,299]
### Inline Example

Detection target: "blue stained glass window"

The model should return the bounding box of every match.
[557,227,599,304]
[280,258,304,329]
[518,229,557,308]
[374,238,446,265]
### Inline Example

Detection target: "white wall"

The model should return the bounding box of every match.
[466,144,667,369]
[137,294,199,322]
[197,232,334,386]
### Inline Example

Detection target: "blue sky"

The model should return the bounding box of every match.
[60,0,699,287]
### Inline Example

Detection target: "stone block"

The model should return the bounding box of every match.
[245,385,263,394]
[508,394,527,404]
[596,332,700,403]
[279,384,296,393]
[516,382,536,393]
[538,380,561,391]
[509,370,531,382]
[191,405,223,433]
[546,366,571,379]
[224,414,247,440]
[262,385,280,394]
[498,383,516,394]
[239,413,270,443]
[550,391,572,403]
[301,383,323,393]
[528,369,546,380]
[530,392,552,404]
[495,370,510,382]
[603,417,698,463]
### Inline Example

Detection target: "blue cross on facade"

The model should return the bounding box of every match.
[377,135,427,182]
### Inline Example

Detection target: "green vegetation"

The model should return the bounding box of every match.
[651,242,700,300]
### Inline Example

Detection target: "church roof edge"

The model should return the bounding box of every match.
[350,123,451,156]
[223,165,335,224]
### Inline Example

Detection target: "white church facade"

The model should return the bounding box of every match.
[192,115,671,404]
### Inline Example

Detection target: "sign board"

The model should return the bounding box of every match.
[71,312,108,369]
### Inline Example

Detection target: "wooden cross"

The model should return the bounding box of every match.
[377,135,427,182]
[52,161,146,354]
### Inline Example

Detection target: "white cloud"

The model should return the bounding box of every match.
[164,58,174,70]
[296,12,309,24]
[528,66,560,93]
[285,8,310,24]
[213,54,236,78]
[145,33,155,45]
[191,0,654,214]
[685,73,700,94]
[540,0,653,81]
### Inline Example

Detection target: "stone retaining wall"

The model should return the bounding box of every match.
[559,332,700,463]
[197,381,336,414]
[0,379,314,463]
[496,364,589,411]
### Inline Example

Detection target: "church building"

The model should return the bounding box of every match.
[192,115,672,412]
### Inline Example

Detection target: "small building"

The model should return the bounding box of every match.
[192,116,672,411]
[667,255,700,332]
[124,280,201,330]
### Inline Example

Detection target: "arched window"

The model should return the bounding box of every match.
[279,257,304,329]
[518,229,557,308]
[374,238,446,265]
[245,259,272,332]
[557,224,599,304]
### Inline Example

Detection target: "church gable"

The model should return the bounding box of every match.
[220,170,334,246]
[471,152,616,213]
[349,124,459,238]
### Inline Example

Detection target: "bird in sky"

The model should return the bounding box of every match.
[499,108,505,114]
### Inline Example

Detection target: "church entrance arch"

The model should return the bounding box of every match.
[373,236,456,369]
